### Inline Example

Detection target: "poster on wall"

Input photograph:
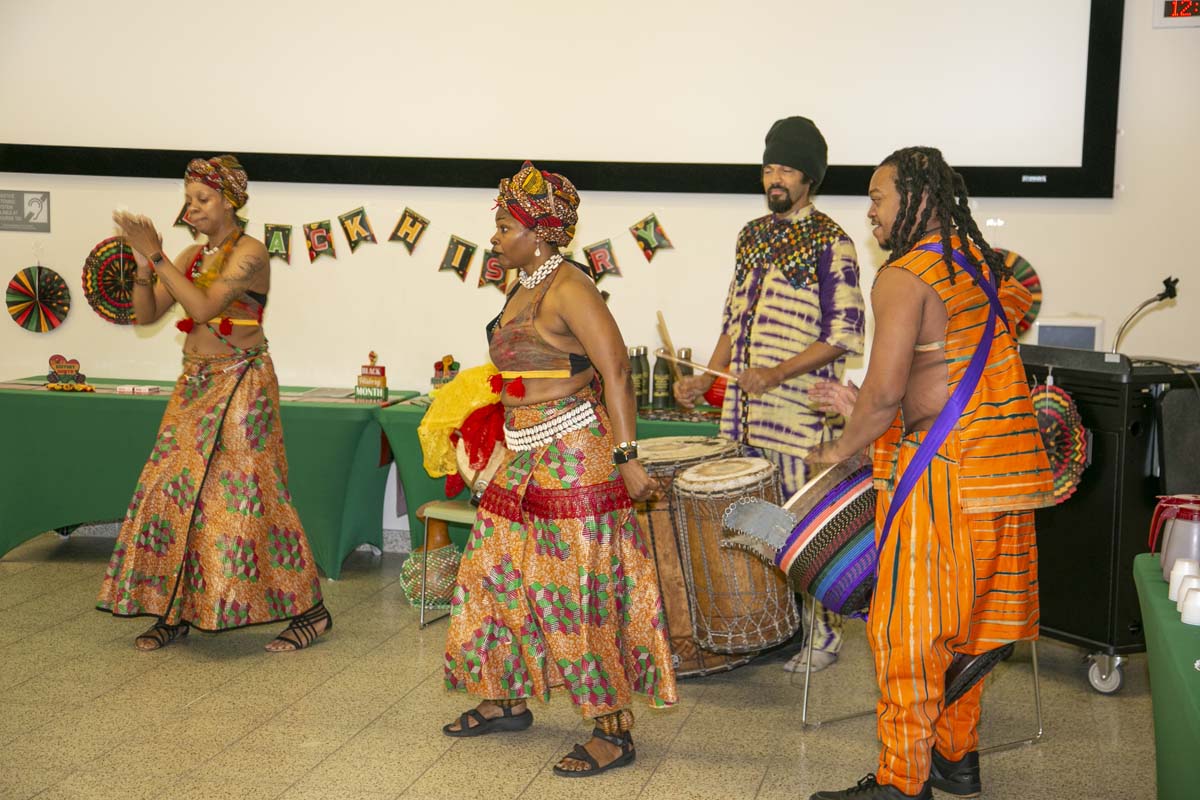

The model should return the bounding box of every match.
[478,249,507,292]
[439,235,476,281]
[304,221,337,263]
[629,213,673,262]
[583,239,621,282]
[389,208,429,253]
[338,207,377,252]
[0,190,50,232]
[264,224,293,263]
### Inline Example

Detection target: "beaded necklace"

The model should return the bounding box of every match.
[190,229,242,290]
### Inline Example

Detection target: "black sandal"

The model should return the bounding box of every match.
[945,642,1015,706]
[442,704,534,737]
[266,603,332,652]
[135,620,189,651]
[552,728,636,777]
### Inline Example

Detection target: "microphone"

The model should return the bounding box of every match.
[1110,276,1180,353]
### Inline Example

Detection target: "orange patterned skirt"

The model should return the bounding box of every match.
[443,388,678,718]
[96,348,323,630]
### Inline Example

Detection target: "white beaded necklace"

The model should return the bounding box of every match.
[518,254,563,289]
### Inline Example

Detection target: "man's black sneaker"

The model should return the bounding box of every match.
[930,749,981,797]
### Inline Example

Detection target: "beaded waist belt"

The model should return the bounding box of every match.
[504,401,599,451]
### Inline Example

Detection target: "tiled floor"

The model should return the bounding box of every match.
[1,533,1157,799]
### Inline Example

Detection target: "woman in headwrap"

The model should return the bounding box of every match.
[441,162,677,776]
[97,155,331,653]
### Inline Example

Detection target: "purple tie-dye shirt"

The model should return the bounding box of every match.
[720,204,865,458]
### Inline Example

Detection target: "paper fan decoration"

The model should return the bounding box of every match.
[1031,383,1087,504]
[82,237,137,325]
[996,248,1042,334]
[7,266,70,332]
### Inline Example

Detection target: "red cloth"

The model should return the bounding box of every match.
[459,403,505,470]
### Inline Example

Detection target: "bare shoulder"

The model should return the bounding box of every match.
[232,235,268,262]
[551,262,602,300]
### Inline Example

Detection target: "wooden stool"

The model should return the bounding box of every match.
[414,500,476,628]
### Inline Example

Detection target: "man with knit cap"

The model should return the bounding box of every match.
[676,117,865,673]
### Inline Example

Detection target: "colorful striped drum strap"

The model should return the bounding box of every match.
[877,244,1008,556]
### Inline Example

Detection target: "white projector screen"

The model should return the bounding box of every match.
[0,0,1121,197]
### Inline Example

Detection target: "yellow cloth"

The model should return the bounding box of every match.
[417,363,500,478]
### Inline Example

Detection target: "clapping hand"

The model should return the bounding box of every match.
[112,211,163,259]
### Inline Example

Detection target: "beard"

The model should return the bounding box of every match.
[766,186,794,213]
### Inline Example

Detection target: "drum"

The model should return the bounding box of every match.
[673,457,800,653]
[636,436,750,677]
[725,453,876,617]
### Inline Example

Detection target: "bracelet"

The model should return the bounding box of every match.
[612,440,639,465]
[133,274,154,286]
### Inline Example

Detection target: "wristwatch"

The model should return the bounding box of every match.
[150,251,165,266]
[612,441,639,465]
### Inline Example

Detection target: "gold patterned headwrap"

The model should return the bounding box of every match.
[496,161,580,247]
[185,155,249,209]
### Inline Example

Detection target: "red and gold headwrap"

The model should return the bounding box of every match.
[496,161,580,247]
[185,155,249,209]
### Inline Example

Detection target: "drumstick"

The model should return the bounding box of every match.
[653,349,738,383]
[655,311,683,382]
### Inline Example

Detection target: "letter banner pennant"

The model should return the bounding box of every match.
[440,235,476,282]
[264,224,293,263]
[629,212,673,262]
[583,239,621,283]
[478,249,508,292]
[174,201,197,239]
[338,207,377,252]
[304,220,337,263]
[389,207,430,254]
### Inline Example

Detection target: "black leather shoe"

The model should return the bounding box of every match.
[930,749,981,797]
[810,774,932,800]
[945,643,1014,706]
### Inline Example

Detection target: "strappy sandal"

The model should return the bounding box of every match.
[442,704,534,737]
[266,603,332,652]
[134,620,189,651]
[945,642,1015,706]
[552,728,636,778]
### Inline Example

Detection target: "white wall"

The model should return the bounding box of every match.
[1,1,1197,391]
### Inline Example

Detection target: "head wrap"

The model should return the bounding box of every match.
[763,117,828,188]
[185,154,249,209]
[496,161,580,247]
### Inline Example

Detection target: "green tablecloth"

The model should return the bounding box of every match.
[0,379,407,579]
[1133,553,1200,800]
[377,403,719,550]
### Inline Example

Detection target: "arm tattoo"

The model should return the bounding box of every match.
[213,252,267,312]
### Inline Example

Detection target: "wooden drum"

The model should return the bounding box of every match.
[673,457,800,653]
[635,436,749,677]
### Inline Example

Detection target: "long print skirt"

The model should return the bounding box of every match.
[96,348,323,631]
[443,388,678,718]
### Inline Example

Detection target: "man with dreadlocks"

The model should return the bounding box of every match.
[675,117,865,674]
[805,147,1054,800]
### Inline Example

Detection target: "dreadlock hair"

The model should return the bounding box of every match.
[878,146,1010,284]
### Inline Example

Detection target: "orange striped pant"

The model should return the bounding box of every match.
[870,433,1038,794]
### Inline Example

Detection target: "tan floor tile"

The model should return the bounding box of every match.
[0,766,69,800]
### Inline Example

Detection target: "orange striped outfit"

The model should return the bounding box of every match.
[869,234,1054,795]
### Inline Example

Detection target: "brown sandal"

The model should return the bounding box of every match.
[266,603,332,652]
[135,620,189,651]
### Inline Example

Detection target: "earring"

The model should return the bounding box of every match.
[535,244,542,258]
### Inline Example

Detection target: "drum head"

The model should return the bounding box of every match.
[638,436,740,474]
[675,457,774,493]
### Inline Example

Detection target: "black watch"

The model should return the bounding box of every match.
[612,441,639,465]
[150,251,165,265]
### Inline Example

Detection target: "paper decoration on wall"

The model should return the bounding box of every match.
[440,236,476,281]
[7,266,70,332]
[236,215,249,231]
[583,239,621,282]
[264,224,293,263]
[304,221,336,262]
[82,237,137,325]
[1032,383,1087,504]
[996,248,1042,334]
[338,207,377,252]
[389,208,430,253]
[629,213,673,262]
[45,354,94,392]
[174,201,197,238]
[478,250,508,292]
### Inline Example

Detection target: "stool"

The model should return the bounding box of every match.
[413,500,476,628]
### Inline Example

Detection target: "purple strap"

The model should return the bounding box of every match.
[876,244,1007,556]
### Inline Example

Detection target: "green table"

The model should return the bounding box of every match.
[0,379,411,579]
[377,402,718,550]
[1133,553,1200,800]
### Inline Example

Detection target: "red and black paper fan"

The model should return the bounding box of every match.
[82,237,137,325]
[1031,383,1087,504]
[7,266,70,332]
[996,248,1042,335]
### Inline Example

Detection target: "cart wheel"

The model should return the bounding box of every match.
[1087,660,1123,694]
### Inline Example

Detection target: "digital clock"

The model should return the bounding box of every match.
[1155,0,1200,26]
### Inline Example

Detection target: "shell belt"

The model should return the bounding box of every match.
[503,401,599,451]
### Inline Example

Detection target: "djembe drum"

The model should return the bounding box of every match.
[636,436,750,677]
[723,452,876,616]
[673,457,800,654]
